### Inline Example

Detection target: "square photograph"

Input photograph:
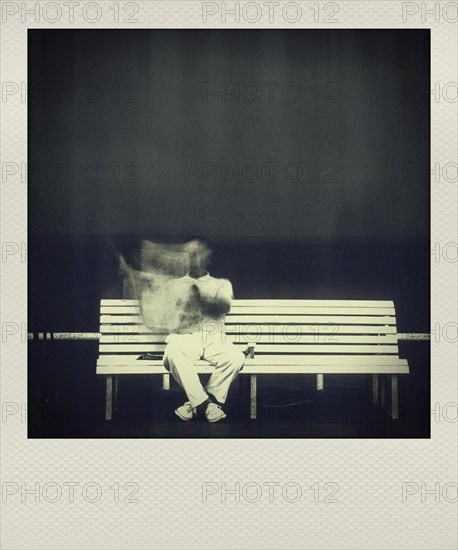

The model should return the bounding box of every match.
[28,29,430,438]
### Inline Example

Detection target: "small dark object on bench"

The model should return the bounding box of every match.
[137,352,163,360]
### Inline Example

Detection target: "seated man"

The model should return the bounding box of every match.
[163,240,245,423]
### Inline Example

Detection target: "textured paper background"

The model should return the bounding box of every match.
[1,1,457,549]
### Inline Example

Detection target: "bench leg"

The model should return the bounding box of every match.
[391,375,399,420]
[250,375,257,420]
[372,374,379,405]
[105,376,113,421]
[162,374,170,390]
[113,375,118,413]
[317,374,324,391]
[380,376,386,409]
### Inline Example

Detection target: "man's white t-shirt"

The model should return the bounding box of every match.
[161,273,233,335]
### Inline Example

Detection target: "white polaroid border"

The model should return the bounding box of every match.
[1,1,457,549]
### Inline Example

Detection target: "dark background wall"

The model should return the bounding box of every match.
[29,29,429,239]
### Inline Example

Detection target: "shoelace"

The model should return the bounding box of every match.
[184,402,195,414]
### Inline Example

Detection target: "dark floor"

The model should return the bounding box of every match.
[28,341,430,439]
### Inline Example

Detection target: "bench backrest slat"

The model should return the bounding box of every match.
[101,299,394,307]
[100,314,396,325]
[100,333,397,344]
[100,305,395,316]
[99,325,397,335]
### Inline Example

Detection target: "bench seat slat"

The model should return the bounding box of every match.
[100,314,396,325]
[96,364,409,375]
[99,343,399,354]
[97,355,407,366]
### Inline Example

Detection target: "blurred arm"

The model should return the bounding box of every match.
[195,280,233,317]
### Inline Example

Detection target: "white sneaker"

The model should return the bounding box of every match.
[175,401,196,421]
[205,402,227,423]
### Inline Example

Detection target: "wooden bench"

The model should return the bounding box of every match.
[96,299,409,421]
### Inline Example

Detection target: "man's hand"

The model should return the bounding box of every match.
[191,284,231,317]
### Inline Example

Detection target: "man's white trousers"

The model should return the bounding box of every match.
[163,333,245,407]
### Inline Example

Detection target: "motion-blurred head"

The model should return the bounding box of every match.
[186,239,211,278]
